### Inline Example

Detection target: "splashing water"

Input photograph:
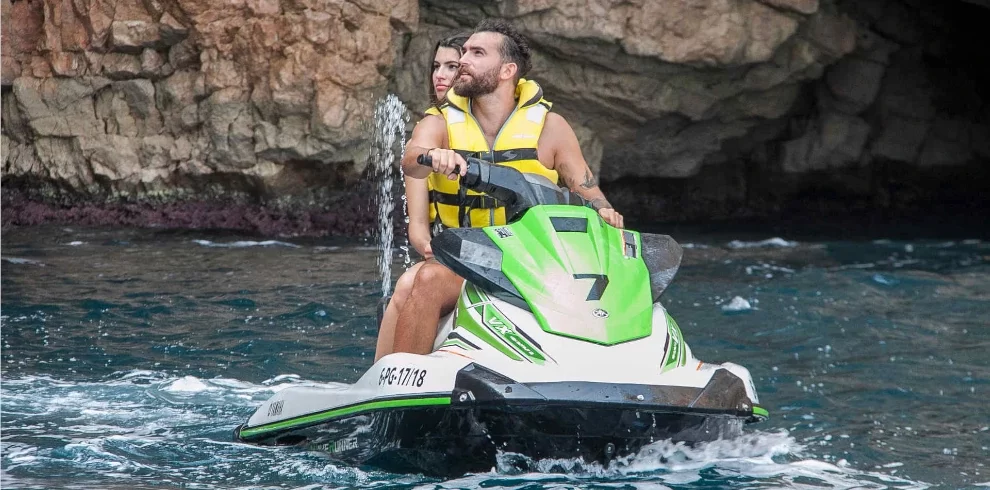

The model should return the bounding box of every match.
[369,94,410,298]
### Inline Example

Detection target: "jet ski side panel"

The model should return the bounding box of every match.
[238,352,472,439]
[235,363,762,477]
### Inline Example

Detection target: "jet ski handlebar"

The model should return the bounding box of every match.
[417,153,526,207]
[417,153,478,187]
[417,153,566,222]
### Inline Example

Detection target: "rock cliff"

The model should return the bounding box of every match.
[3,0,988,234]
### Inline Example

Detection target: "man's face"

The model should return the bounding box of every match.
[453,32,509,98]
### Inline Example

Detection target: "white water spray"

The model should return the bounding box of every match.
[370,94,410,298]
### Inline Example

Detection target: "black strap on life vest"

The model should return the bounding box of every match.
[430,217,447,237]
[430,190,500,209]
[453,148,538,164]
[458,187,468,228]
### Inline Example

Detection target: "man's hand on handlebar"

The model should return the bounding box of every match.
[598,208,624,229]
[426,149,467,180]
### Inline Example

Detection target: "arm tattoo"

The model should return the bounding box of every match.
[589,198,613,211]
[579,169,597,189]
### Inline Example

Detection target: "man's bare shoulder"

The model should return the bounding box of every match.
[540,112,565,144]
[541,111,581,147]
[543,111,570,130]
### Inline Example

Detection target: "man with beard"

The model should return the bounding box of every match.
[392,18,624,355]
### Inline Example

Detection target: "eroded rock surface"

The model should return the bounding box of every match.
[3,0,988,233]
[2,0,416,210]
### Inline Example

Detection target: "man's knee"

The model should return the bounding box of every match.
[392,264,421,303]
[413,262,457,288]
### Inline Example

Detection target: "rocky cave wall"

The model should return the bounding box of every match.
[1,0,417,205]
[405,0,990,222]
[2,0,989,233]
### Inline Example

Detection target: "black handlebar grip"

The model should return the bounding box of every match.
[418,152,463,174]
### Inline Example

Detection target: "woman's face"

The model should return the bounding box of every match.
[432,46,461,100]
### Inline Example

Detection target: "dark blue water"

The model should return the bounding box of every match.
[2,225,988,489]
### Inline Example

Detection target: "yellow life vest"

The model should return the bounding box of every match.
[428,79,559,229]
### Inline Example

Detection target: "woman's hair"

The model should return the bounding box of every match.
[429,33,470,107]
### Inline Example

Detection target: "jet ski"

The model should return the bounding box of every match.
[235,155,768,476]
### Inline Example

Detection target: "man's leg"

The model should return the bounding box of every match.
[374,261,425,362]
[393,261,464,355]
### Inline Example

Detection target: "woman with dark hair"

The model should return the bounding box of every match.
[375,33,468,361]
[427,34,470,109]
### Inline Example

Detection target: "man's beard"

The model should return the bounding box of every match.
[453,66,499,98]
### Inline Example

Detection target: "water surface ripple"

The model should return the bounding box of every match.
[2,226,987,489]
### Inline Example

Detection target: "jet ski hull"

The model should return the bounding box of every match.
[236,364,764,476]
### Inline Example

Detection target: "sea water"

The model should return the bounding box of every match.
[2,226,987,489]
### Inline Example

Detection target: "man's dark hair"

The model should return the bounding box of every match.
[473,18,532,80]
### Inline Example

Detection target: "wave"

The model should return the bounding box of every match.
[0,372,931,490]
[1,257,46,267]
[191,239,301,248]
[425,432,929,489]
[727,238,798,249]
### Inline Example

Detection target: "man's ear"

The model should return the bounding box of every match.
[500,62,518,82]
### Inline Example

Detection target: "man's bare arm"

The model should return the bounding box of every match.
[570,166,613,211]
[402,115,446,179]
[543,113,624,228]
[544,114,609,206]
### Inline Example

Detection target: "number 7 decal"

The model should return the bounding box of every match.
[573,274,609,301]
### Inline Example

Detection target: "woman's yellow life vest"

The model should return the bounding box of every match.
[427,79,559,229]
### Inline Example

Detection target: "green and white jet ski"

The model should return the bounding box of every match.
[235,155,768,476]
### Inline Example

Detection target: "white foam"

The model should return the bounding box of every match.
[727,238,797,249]
[1,372,935,489]
[61,424,135,436]
[721,296,753,312]
[1,257,46,266]
[111,370,171,385]
[745,263,796,275]
[829,262,877,271]
[191,239,300,248]
[263,374,302,385]
[873,274,898,286]
[480,431,800,481]
[163,376,216,393]
[469,431,930,489]
[67,241,85,246]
